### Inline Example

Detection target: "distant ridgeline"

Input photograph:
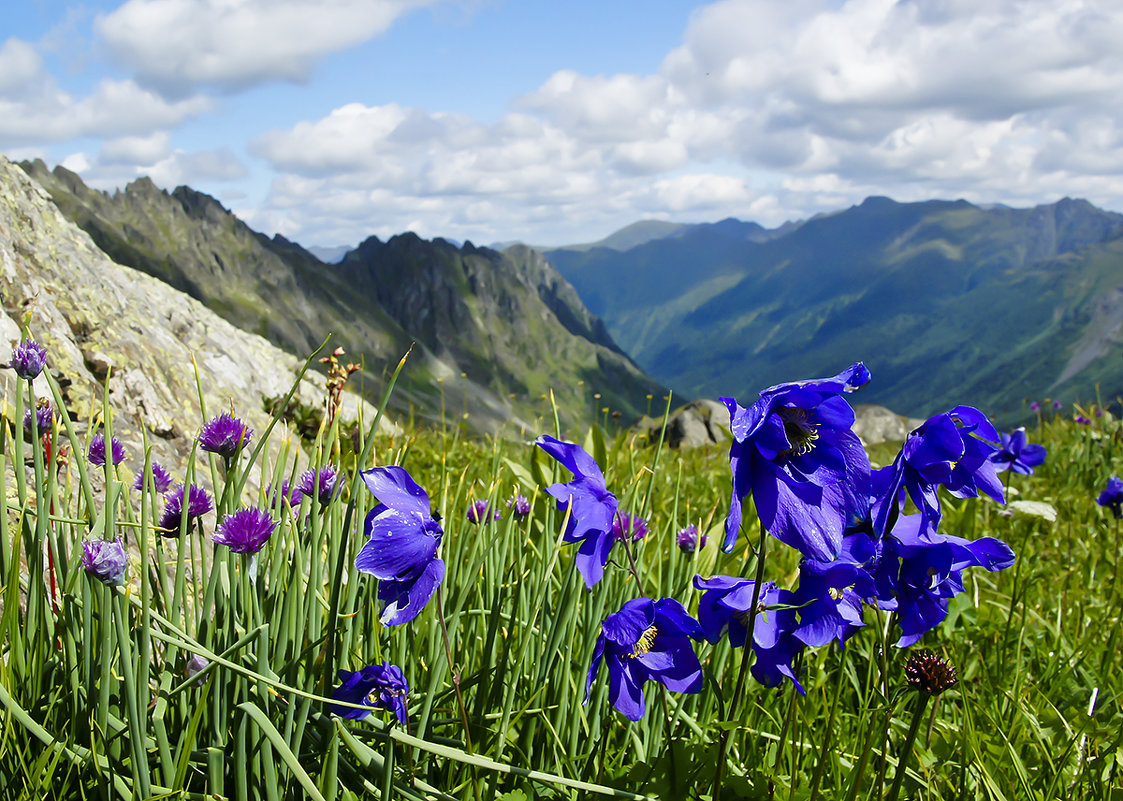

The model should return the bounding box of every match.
[544,197,1123,424]
[18,159,664,435]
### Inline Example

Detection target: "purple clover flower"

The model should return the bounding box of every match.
[466,499,501,524]
[507,494,531,519]
[133,461,174,494]
[88,433,126,467]
[586,597,703,720]
[723,362,872,559]
[536,435,619,588]
[81,537,128,586]
[989,428,1047,475]
[355,466,445,626]
[9,340,46,380]
[23,402,54,438]
[159,483,214,533]
[330,662,409,723]
[1097,476,1123,519]
[295,465,341,507]
[198,413,253,460]
[676,524,706,553]
[213,507,276,555]
[612,512,649,543]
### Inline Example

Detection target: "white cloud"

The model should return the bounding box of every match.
[96,0,438,95]
[61,145,247,191]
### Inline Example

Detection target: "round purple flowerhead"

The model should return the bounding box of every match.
[1029,401,1041,412]
[1097,476,1123,519]
[1053,399,1063,410]
[88,433,126,467]
[295,465,341,507]
[723,362,872,560]
[213,507,276,555]
[185,655,210,686]
[676,524,707,553]
[10,340,46,380]
[81,537,128,586]
[466,499,501,525]
[586,597,703,720]
[330,662,409,723]
[989,428,1046,476]
[904,649,958,696]
[355,466,445,626]
[507,494,531,519]
[23,401,54,438]
[133,461,174,495]
[198,413,253,460]
[1075,415,1091,425]
[159,483,214,534]
[612,512,649,543]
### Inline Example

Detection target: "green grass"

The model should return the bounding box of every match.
[2,358,1121,800]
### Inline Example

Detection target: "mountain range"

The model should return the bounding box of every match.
[543,196,1123,422]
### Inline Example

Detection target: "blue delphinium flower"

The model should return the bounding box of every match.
[295,465,341,507]
[989,428,1046,475]
[507,494,531,519]
[586,597,703,720]
[1097,476,1123,519]
[722,362,872,560]
[9,339,46,380]
[693,575,805,693]
[88,433,126,467]
[536,435,620,588]
[330,662,409,723]
[355,466,445,626]
[23,401,53,438]
[612,512,649,543]
[133,461,173,495]
[676,524,706,553]
[788,534,878,650]
[213,507,276,555]
[199,413,253,460]
[873,406,1004,539]
[81,537,128,586]
[159,483,214,533]
[466,499,501,524]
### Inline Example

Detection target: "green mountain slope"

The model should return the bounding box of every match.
[547,196,1123,422]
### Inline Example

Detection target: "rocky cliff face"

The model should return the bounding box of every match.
[0,155,387,488]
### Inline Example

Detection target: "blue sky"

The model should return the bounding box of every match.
[5,0,1123,248]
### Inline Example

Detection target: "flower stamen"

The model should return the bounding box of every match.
[778,407,820,456]
[629,625,659,658]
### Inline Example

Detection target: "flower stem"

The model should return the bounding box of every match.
[886,692,931,801]
[435,583,481,801]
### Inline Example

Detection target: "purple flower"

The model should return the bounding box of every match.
[213,507,276,555]
[1097,476,1123,519]
[536,435,619,588]
[1029,401,1041,412]
[159,483,214,533]
[507,494,531,519]
[722,362,872,559]
[88,433,126,466]
[1075,415,1091,425]
[989,428,1047,475]
[586,597,703,720]
[466,499,501,525]
[612,513,649,543]
[81,537,128,586]
[268,479,298,510]
[1052,399,1063,410]
[23,402,54,438]
[355,466,445,626]
[198,413,253,460]
[676,524,706,553]
[9,340,46,380]
[330,662,409,723]
[295,465,341,507]
[185,655,210,685]
[133,461,173,494]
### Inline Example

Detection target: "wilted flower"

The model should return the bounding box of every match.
[23,401,53,438]
[133,461,173,494]
[88,433,126,467]
[507,494,531,519]
[723,362,872,559]
[466,499,501,524]
[213,507,276,554]
[676,524,706,553]
[9,339,46,380]
[294,465,341,507]
[355,466,445,626]
[536,435,620,588]
[612,513,649,543]
[330,662,409,723]
[586,597,703,720]
[198,413,253,460]
[1097,476,1123,519]
[989,428,1047,475]
[159,483,214,533]
[81,538,128,586]
[904,649,958,696]
[185,655,210,685]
